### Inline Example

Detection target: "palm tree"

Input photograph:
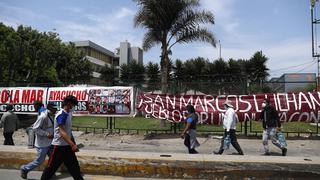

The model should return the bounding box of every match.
[134,0,216,93]
[248,51,269,83]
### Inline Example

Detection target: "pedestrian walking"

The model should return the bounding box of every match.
[260,98,287,156]
[0,104,20,145]
[181,104,200,154]
[41,95,83,180]
[34,101,46,115]
[213,100,244,155]
[20,102,59,179]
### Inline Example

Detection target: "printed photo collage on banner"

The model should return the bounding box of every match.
[87,88,131,115]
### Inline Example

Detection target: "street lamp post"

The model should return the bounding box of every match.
[218,40,221,59]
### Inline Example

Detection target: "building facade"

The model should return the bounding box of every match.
[115,41,143,65]
[73,40,143,85]
[269,73,316,92]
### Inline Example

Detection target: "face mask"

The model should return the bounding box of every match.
[262,103,266,108]
[224,105,228,110]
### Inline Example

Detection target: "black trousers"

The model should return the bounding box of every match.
[41,145,83,180]
[3,132,14,145]
[217,129,243,155]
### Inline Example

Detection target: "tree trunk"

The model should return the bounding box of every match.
[160,42,169,128]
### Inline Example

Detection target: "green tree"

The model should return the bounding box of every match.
[130,60,145,86]
[247,51,269,83]
[134,0,216,93]
[100,64,118,86]
[146,62,160,92]
[0,23,92,86]
[56,43,92,85]
[120,61,145,86]
[120,63,130,84]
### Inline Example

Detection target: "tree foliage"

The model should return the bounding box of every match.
[100,64,118,86]
[145,62,160,92]
[120,60,145,85]
[169,51,271,94]
[0,23,92,86]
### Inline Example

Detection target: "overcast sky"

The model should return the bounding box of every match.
[0,0,316,78]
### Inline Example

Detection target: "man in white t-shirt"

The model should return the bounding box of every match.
[41,95,83,180]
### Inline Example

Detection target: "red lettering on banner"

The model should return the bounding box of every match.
[13,90,19,103]
[29,90,36,102]
[48,91,54,101]
[37,90,44,101]
[61,91,66,99]
[81,91,86,101]
[71,90,76,97]
[22,90,30,103]
[48,90,87,101]
[1,90,8,104]
[56,91,61,101]
[76,91,81,101]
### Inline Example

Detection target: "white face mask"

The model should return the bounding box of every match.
[262,103,266,108]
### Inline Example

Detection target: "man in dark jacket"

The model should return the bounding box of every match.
[0,104,20,145]
[260,98,287,156]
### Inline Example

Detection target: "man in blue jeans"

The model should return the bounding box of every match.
[20,102,59,179]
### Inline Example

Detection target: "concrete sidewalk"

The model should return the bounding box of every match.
[0,169,182,180]
[0,145,319,179]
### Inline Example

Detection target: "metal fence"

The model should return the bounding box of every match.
[72,117,319,138]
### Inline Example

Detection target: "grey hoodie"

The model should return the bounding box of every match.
[32,110,55,147]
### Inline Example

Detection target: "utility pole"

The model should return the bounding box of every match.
[311,0,320,90]
[218,40,221,59]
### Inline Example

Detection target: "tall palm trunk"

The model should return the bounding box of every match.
[160,40,169,93]
[160,41,169,127]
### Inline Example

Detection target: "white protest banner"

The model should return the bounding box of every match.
[0,86,134,117]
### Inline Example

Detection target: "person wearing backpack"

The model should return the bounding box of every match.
[20,102,59,179]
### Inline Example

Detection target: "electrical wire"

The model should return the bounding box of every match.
[269,60,316,73]
[295,61,317,73]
